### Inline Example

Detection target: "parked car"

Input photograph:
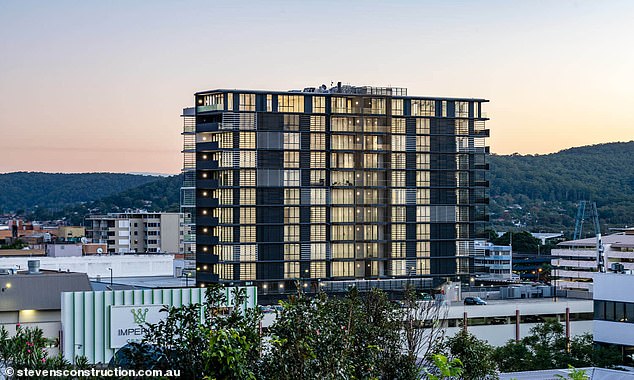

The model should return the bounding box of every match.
[464,296,487,305]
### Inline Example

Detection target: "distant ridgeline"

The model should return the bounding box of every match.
[1,141,633,231]
[488,141,634,231]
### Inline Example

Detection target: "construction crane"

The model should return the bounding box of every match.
[573,201,606,273]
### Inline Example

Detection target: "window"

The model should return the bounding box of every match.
[311,225,326,240]
[284,207,300,224]
[284,225,300,242]
[331,189,354,204]
[240,170,256,186]
[392,242,406,258]
[310,116,325,131]
[332,97,353,114]
[332,243,354,259]
[391,206,406,222]
[391,170,406,186]
[392,99,403,116]
[442,100,447,117]
[267,94,273,112]
[417,206,430,222]
[284,189,300,204]
[311,207,326,223]
[215,207,233,224]
[416,135,430,151]
[391,118,406,134]
[284,244,300,260]
[331,261,354,277]
[240,226,256,242]
[227,93,233,111]
[283,132,300,149]
[331,152,354,168]
[416,224,430,240]
[311,152,326,168]
[278,95,304,113]
[391,224,406,240]
[332,207,354,222]
[240,207,256,224]
[416,171,430,187]
[239,151,256,168]
[310,133,326,150]
[199,93,224,109]
[416,188,430,203]
[239,94,255,111]
[284,151,300,168]
[240,188,255,205]
[416,118,430,135]
[391,189,406,204]
[214,188,233,205]
[332,225,354,240]
[284,262,299,279]
[392,135,406,152]
[456,101,469,117]
[240,132,255,149]
[417,154,430,169]
[283,170,300,186]
[411,99,435,116]
[312,96,326,113]
[311,189,327,205]
[310,170,326,186]
[331,117,356,131]
[310,261,326,277]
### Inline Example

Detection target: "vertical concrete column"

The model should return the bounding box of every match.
[515,309,520,342]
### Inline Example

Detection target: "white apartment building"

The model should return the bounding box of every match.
[86,212,184,254]
[551,230,634,291]
[593,272,634,364]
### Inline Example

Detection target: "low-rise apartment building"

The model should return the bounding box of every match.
[86,212,184,254]
[551,230,634,291]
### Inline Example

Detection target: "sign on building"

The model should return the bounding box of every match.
[109,305,166,348]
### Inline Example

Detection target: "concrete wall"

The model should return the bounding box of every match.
[160,213,182,254]
[0,255,175,279]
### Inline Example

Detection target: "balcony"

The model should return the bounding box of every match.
[197,235,220,245]
[196,272,219,283]
[196,253,219,265]
[473,129,490,138]
[196,104,223,113]
[196,179,219,189]
[197,122,222,132]
[197,141,219,151]
[198,160,219,170]
[198,198,219,208]
[197,216,219,225]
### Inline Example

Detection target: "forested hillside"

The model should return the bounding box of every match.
[0,172,160,212]
[489,141,634,232]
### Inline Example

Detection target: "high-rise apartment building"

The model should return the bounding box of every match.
[184,84,489,291]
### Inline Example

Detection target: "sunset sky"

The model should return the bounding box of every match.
[1,0,633,174]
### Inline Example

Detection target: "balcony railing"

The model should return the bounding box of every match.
[197,104,223,113]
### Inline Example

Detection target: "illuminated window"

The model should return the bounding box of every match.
[310,170,326,185]
[284,207,300,224]
[391,224,406,240]
[311,207,326,223]
[267,94,273,112]
[332,243,354,259]
[392,242,406,258]
[284,244,300,260]
[416,171,430,187]
[284,151,300,168]
[239,151,256,168]
[240,263,256,280]
[331,207,354,222]
[391,99,403,116]
[391,206,406,222]
[239,94,255,111]
[312,96,326,113]
[416,135,430,151]
[278,95,304,113]
[239,132,255,149]
[332,225,354,240]
[416,188,430,204]
[310,116,325,131]
[240,207,256,224]
[284,262,299,279]
[240,188,256,205]
[283,170,300,186]
[416,224,430,240]
[416,154,430,169]
[227,93,233,111]
[331,261,354,277]
[391,170,406,186]
[411,99,435,116]
[391,118,406,134]
[311,189,327,205]
[284,225,300,242]
[284,189,300,205]
[310,134,326,150]
[331,117,356,131]
[332,97,353,114]
[392,135,406,152]
[240,170,256,186]
[240,226,256,242]
[283,132,300,149]
[416,206,430,222]
[416,118,430,135]
[311,225,326,240]
[310,261,326,278]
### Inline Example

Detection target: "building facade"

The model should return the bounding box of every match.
[552,230,634,291]
[86,212,183,254]
[188,84,489,290]
[473,240,513,280]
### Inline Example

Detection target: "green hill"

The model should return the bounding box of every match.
[0,172,162,212]
[489,141,634,232]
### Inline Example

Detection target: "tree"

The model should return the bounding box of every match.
[493,321,622,372]
[436,330,499,380]
[401,285,449,371]
[114,284,261,379]
[261,286,418,380]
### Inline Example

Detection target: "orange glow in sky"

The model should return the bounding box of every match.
[1,1,633,173]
